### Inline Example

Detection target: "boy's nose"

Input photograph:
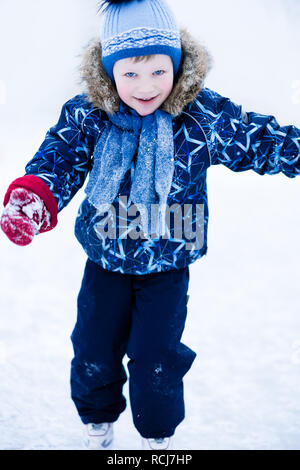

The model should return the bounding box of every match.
[136,81,156,95]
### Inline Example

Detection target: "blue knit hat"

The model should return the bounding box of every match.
[99,0,182,82]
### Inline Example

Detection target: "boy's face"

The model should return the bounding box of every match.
[113,54,174,116]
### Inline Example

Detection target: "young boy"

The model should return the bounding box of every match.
[1,0,299,451]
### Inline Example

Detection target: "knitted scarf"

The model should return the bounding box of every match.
[84,101,175,238]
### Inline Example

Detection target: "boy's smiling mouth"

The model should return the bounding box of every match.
[134,96,158,104]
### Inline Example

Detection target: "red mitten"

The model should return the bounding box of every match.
[0,188,51,246]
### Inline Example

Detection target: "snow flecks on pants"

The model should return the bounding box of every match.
[154,364,163,375]
[151,363,176,397]
[83,361,104,378]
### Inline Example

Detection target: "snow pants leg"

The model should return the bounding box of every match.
[127,266,196,438]
[70,258,132,425]
[70,258,196,437]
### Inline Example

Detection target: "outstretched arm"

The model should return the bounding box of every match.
[1,94,105,244]
[197,88,300,178]
[21,94,104,212]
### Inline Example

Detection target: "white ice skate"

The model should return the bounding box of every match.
[83,422,114,450]
[141,436,174,450]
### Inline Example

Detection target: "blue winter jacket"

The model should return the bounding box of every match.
[23,29,300,275]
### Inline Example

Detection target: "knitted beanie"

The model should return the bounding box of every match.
[99,0,182,81]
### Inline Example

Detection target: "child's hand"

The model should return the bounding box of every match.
[0,188,51,246]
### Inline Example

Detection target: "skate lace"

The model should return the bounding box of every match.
[91,423,107,431]
[148,437,170,447]
[153,438,165,444]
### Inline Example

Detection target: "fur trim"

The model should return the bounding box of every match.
[79,27,213,117]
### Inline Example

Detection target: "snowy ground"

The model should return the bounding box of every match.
[0,128,300,450]
[0,0,300,452]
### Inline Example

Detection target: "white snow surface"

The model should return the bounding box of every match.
[0,0,300,451]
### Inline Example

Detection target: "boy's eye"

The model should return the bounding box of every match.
[124,70,165,78]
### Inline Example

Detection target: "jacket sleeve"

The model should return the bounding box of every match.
[203,88,300,178]
[23,94,104,212]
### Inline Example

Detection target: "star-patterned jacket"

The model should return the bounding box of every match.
[7,29,300,274]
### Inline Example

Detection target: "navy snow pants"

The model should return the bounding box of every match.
[70,258,196,438]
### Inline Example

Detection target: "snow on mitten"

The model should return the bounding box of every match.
[0,188,51,246]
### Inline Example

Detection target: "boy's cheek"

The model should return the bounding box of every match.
[166,77,174,95]
[115,81,131,101]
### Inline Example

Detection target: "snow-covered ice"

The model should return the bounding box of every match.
[0,0,300,451]
[1,143,300,450]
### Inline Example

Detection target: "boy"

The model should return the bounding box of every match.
[1,0,299,451]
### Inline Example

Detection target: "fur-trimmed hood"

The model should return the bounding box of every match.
[79,28,213,117]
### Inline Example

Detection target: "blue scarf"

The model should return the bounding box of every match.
[84,101,175,238]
